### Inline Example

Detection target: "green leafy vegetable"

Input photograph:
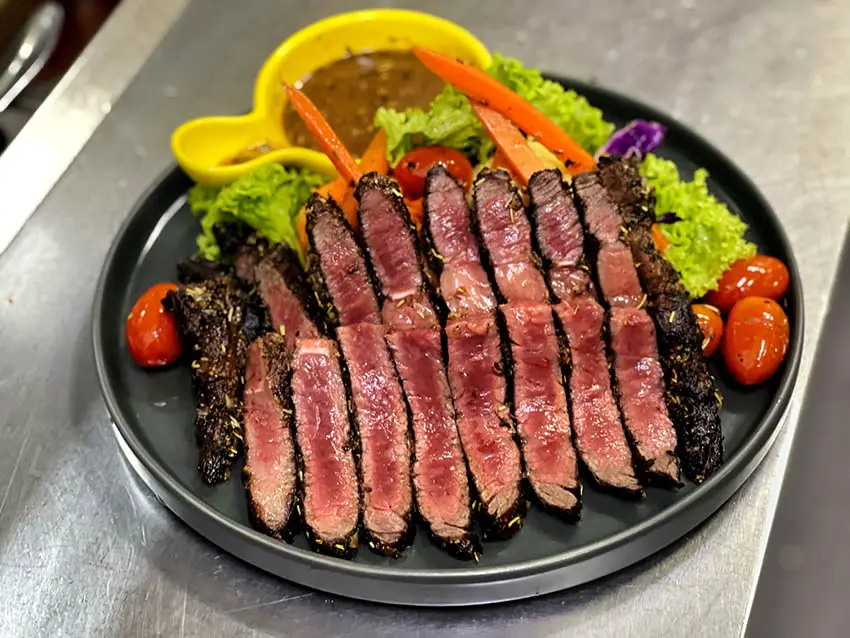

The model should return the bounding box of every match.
[188,163,328,261]
[375,53,613,164]
[641,154,756,298]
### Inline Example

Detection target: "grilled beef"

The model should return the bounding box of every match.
[598,157,723,482]
[528,170,640,494]
[472,169,548,304]
[166,277,247,485]
[177,255,230,284]
[502,302,581,517]
[424,166,524,538]
[305,194,382,328]
[291,337,360,558]
[387,327,478,559]
[337,323,414,556]
[357,173,477,558]
[256,249,321,352]
[574,171,680,485]
[242,334,298,539]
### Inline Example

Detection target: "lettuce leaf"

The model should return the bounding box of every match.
[375,53,613,164]
[641,154,756,298]
[188,163,328,261]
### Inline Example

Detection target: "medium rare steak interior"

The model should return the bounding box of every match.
[242,333,298,539]
[166,276,247,485]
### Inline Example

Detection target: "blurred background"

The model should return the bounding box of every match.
[0,0,120,152]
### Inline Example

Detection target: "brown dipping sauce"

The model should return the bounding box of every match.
[283,50,445,156]
[220,141,282,166]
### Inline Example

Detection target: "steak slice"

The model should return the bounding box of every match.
[527,169,585,272]
[306,194,382,328]
[609,307,680,483]
[598,157,722,483]
[356,172,432,301]
[337,323,413,556]
[256,249,321,351]
[595,242,645,308]
[472,169,548,303]
[387,327,479,559]
[291,338,360,557]
[423,165,480,265]
[380,291,439,331]
[446,316,525,539]
[439,262,498,319]
[502,302,581,517]
[572,172,622,244]
[242,334,298,539]
[555,298,641,494]
[166,277,247,485]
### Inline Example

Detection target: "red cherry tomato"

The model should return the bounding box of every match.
[126,282,182,367]
[704,255,790,313]
[393,146,474,200]
[691,303,724,357]
[722,297,790,386]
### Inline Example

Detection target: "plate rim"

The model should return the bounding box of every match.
[92,76,805,600]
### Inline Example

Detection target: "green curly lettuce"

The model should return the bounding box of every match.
[375,52,613,164]
[187,163,328,261]
[641,154,756,298]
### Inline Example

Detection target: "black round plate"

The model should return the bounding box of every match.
[93,78,804,606]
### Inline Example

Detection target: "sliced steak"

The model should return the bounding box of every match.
[256,250,321,351]
[595,242,645,308]
[306,194,382,328]
[502,302,581,517]
[387,327,478,559]
[445,315,525,538]
[242,334,298,539]
[555,298,641,494]
[423,165,480,265]
[338,323,413,556]
[380,291,439,331]
[609,307,680,483]
[472,169,548,303]
[439,262,497,319]
[356,172,431,301]
[598,157,722,483]
[291,338,360,557]
[572,172,622,244]
[166,277,247,485]
[527,169,584,271]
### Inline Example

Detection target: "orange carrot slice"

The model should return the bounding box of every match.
[360,129,390,175]
[284,84,363,185]
[472,103,542,186]
[651,224,669,253]
[412,47,596,173]
[404,197,424,230]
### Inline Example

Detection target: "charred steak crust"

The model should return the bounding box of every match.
[166,277,247,485]
[242,334,300,540]
[305,193,383,330]
[598,157,723,483]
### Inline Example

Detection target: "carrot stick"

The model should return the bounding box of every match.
[404,197,424,230]
[472,103,542,186]
[412,47,596,173]
[359,129,390,175]
[339,187,358,227]
[284,84,363,185]
[651,224,670,253]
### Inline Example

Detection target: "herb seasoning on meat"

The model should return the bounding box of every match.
[283,51,445,156]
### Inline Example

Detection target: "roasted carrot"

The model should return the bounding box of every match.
[491,148,511,172]
[359,129,390,175]
[472,103,542,186]
[284,84,363,185]
[412,47,596,173]
[651,224,670,253]
[404,197,424,230]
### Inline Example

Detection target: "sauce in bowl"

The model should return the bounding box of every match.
[283,50,445,156]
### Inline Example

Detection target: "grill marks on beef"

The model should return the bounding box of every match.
[502,303,580,516]
[242,334,298,538]
[598,157,722,482]
[358,173,477,558]
[291,338,360,557]
[306,194,382,328]
[166,277,247,485]
[472,170,548,303]
[338,323,413,555]
[257,251,321,352]
[574,172,680,485]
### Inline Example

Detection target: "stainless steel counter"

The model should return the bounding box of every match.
[0,0,846,635]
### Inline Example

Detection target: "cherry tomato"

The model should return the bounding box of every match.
[704,255,790,313]
[393,146,474,200]
[126,282,182,367]
[691,303,724,357]
[722,297,789,386]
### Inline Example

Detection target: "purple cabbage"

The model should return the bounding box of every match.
[597,120,667,160]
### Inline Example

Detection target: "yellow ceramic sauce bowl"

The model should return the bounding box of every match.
[172,9,492,187]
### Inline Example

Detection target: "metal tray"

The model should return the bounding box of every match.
[92,78,804,606]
